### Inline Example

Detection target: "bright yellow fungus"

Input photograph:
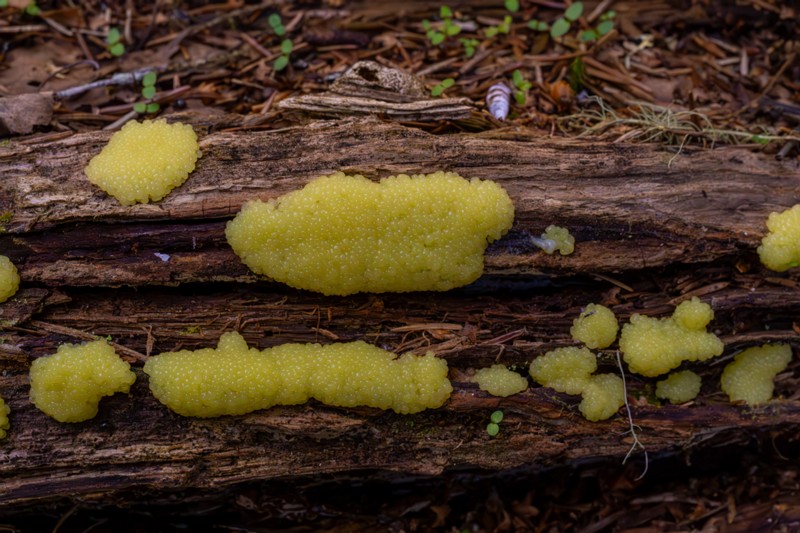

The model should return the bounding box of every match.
[529,346,597,395]
[656,370,702,404]
[0,397,9,439]
[721,343,793,405]
[757,204,800,272]
[225,171,515,295]
[85,119,200,205]
[0,255,20,303]
[144,332,453,417]
[29,339,136,423]
[473,365,528,397]
[579,374,624,421]
[531,225,575,255]
[570,303,618,349]
[619,297,723,377]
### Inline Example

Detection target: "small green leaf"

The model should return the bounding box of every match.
[445,23,461,36]
[133,102,147,114]
[441,77,455,88]
[142,72,157,87]
[431,85,444,97]
[504,0,519,12]
[564,1,584,22]
[486,422,500,437]
[273,25,286,37]
[268,13,282,28]
[528,19,549,32]
[484,27,498,37]
[579,29,597,41]
[490,410,504,424]
[514,90,526,105]
[274,55,289,71]
[109,42,125,57]
[0,0,9,8]
[512,69,524,87]
[440,6,452,18]
[601,10,616,20]
[751,134,770,145]
[597,19,614,36]
[550,17,570,38]
[422,19,431,30]
[431,32,445,45]
[142,86,156,99]
[280,38,293,54]
[25,3,40,16]
[107,27,121,45]
[146,102,160,113]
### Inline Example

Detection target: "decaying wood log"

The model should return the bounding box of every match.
[0,114,798,509]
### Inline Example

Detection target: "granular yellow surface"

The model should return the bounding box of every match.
[656,370,702,404]
[144,332,453,417]
[29,339,136,423]
[0,255,20,303]
[579,374,624,421]
[619,297,723,377]
[570,303,618,349]
[473,365,528,397]
[225,171,515,295]
[0,397,9,439]
[529,346,597,395]
[541,225,575,255]
[721,343,793,405]
[85,119,200,205]
[757,204,800,272]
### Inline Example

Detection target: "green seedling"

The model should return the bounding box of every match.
[504,0,519,12]
[431,77,455,97]
[459,37,479,58]
[511,69,532,105]
[490,410,504,424]
[486,422,500,436]
[133,72,160,114]
[24,1,39,15]
[268,13,286,36]
[107,27,125,57]
[274,39,293,71]
[579,10,616,42]
[484,15,512,37]
[422,6,461,46]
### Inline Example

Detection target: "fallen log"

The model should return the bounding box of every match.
[0,117,798,509]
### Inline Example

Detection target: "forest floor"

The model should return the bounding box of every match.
[0,0,798,531]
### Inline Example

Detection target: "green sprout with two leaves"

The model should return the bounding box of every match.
[486,410,504,437]
[107,27,125,57]
[511,70,532,105]
[268,13,293,71]
[431,77,455,97]
[422,6,461,46]
[528,1,615,41]
[133,72,160,115]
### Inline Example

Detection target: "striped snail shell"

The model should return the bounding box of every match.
[486,82,512,121]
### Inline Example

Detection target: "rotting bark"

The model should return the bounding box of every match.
[0,117,798,508]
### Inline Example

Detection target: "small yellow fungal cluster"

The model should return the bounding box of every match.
[721,343,793,405]
[225,171,515,295]
[29,339,136,423]
[528,347,624,421]
[144,332,453,417]
[473,364,528,397]
[656,370,702,404]
[85,119,200,205]
[0,255,20,303]
[757,204,800,272]
[0,397,9,439]
[541,225,575,255]
[529,346,596,395]
[570,304,618,349]
[619,297,723,377]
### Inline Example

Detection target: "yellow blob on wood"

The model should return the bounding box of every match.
[528,346,597,395]
[721,343,793,405]
[0,397,9,439]
[570,303,618,349]
[757,204,800,272]
[655,370,702,404]
[225,171,515,295]
[0,255,20,303]
[85,119,200,205]
[29,339,136,423]
[144,332,453,417]
[473,365,528,397]
[541,225,575,255]
[579,374,625,421]
[619,297,723,377]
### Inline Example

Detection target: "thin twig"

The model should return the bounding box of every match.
[55,68,160,100]
[616,350,649,481]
